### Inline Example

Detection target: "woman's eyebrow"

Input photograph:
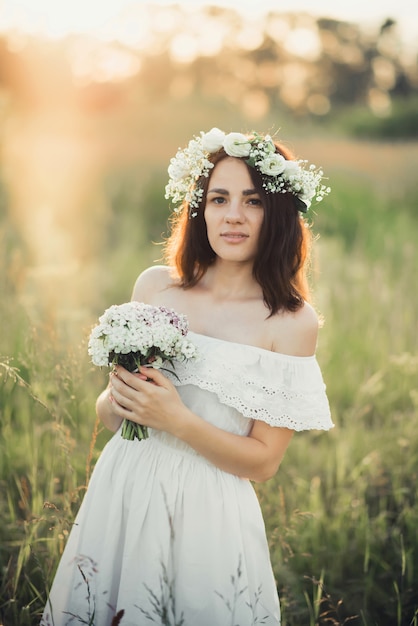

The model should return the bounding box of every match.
[207,187,229,195]
[207,188,258,195]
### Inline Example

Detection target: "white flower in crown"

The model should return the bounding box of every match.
[282,159,301,179]
[223,132,252,158]
[262,135,276,153]
[168,157,190,182]
[258,153,286,176]
[201,127,226,152]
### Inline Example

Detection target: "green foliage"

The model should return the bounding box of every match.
[1,139,418,625]
[259,353,418,625]
[334,97,418,140]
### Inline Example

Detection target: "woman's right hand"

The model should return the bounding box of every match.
[108,366,191,437]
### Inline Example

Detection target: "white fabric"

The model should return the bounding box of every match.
[41,332,333,626]
[167,332,333,431]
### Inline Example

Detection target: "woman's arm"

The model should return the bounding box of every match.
[109,365,294,482]
[176,405,294,483]
[96,384,123,432]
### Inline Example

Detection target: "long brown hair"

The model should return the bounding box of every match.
[164,141,313,316]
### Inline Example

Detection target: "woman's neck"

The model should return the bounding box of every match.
[200,260,262,301]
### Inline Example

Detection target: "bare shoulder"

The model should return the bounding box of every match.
[131,265,177,303]
[293,301,319,330]
[270,301,319,357]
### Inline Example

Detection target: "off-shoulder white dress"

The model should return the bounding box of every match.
[41,332,333,626]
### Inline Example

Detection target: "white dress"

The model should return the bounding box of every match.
[41,332,333,626]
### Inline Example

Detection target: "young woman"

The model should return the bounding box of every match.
[42,129,333,626]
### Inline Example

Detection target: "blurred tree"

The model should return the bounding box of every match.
[115,7,417,124]
[1,6,417,125]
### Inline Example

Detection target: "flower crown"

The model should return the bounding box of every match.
[165,128,331,217]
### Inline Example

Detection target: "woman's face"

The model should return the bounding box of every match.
[204,157,264,265]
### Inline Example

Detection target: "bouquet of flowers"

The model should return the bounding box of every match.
[88,301,198,441]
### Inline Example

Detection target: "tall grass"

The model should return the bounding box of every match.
[1,139,417,625]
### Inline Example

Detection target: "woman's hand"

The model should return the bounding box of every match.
[109,365,190,435]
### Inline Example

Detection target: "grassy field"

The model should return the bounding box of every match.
[0,134,417,625]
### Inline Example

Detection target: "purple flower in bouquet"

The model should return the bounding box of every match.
[88,302,198,440]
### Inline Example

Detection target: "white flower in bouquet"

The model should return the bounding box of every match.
[88,302,198,441]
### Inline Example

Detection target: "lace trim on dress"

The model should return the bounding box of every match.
[168,333,334,432]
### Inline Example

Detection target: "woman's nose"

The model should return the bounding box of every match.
[225,199,244,222]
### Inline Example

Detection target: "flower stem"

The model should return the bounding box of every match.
[121,419,148,441]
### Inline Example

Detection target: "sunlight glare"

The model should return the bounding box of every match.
[0,0,127,38]
[68,40,141,84]
[234,22,265,51]
[283,27,321,61]
[170,33,199,64]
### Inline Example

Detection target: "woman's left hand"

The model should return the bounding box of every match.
[109,365,188,435]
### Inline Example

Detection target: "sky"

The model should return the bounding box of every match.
[0,0,416,50]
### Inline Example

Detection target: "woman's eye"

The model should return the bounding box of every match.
[248,197,262,206]
[212,196,226,204]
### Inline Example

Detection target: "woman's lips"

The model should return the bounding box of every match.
[220,232,249,242]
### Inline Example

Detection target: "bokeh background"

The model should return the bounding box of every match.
[0,1,417,624]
